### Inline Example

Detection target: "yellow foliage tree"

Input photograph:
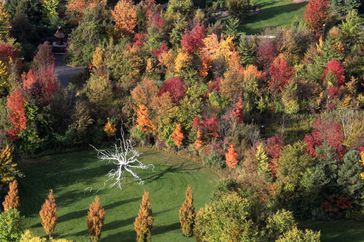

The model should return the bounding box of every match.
[112,0,137,34]
[134,192,153,242]
[2,180,20,212]
[0,145,19,184]
[103,118,117,137]
[0,2,10,40]
[175,50,191,74]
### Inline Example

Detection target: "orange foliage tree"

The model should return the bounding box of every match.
[172,123,184,148]
[87,196,105,242]
[112,0,137,35]
[2,180,20,212]
[39,190,57,238]
[134,192,154,242]
[225,144,238,169]
[179,186,195,237]
[136,104,154,133]
[193,128,203,150]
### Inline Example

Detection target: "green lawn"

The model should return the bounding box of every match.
[19,149,218,241]
[241,0,307,34]
[302,220,364,242]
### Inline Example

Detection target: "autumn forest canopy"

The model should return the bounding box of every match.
[0,0,364,241]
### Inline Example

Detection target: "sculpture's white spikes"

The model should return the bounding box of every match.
[91,128,153,189]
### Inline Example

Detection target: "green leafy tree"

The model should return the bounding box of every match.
[337,150,364,204]
[265,210,297,241]
[276,227,320,242]
[223,17,240,40]
[0,2,10,41]
[67,7,108,66]
[0,209,24,242]
[238,34,256,65]
[42,0,59,25]
[194,193,258,242]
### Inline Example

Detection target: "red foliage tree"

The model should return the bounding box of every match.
[22,69,37,90]
[181,24,206,54]
[324,59,345,86]
[268,54,294,94]
[304,0,330,38]
[32,41,55,71]
[266,135,284,160]
[0,43,16,63]
[208,79,221,93]
[231,97,244,123]
[6,88,26,138]
[225,144,238,169]
[37,64,58,103]
[150,13,165,29]
[133,33,146,48]
[266,135,284,178]
[22,66,58,104]
[152,42,168,59]
[159,77,185,103]
[193,116,220,140]
[257,38,276,69]
[304,118,345,157]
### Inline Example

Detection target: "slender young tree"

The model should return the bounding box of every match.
[134,192,153,242]
[225,144,238,169]
[2,180,20,212]
[172,123,184,148]
[179,186,195,237]
[39,190,57,239]
[87,196,105,242]
[193,128,203,150]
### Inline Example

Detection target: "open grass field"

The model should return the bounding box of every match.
[19,149,218,241]
[18,148,364,241]
[242,0,307,34]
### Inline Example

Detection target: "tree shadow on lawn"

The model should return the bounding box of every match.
[140,162,202,185]
[68,207,177,240]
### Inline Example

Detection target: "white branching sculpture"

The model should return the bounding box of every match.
[91,129,153,189]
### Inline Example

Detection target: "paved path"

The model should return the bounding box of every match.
[54,53,86,87]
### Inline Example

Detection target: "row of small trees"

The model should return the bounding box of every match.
[1,180,196,241]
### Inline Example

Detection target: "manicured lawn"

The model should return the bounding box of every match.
[302,220,364,242]
[20,149,218,241]
[241,0,307,34]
